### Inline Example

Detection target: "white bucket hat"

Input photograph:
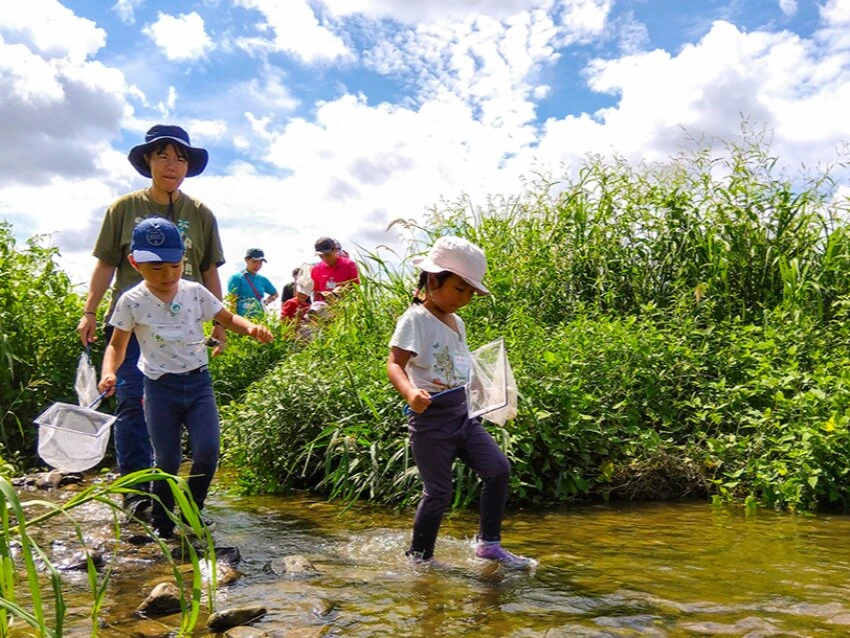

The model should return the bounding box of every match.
[411,236,489,295]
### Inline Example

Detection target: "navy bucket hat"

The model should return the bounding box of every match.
[127,125,209,178]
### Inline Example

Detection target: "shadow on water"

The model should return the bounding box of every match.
[12,483,850,636]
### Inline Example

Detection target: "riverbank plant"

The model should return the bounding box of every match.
[221,130,850,512]
[0,471,216,637]
[0,224,84,473]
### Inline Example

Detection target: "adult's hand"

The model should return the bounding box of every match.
[77,313,98,346]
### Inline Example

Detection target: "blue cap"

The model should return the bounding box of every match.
[131,217,185,263]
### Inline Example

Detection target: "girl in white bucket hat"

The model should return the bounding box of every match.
[386,236,533,569]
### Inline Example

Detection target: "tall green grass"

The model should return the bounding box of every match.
[0,471,216,636]
[0,224,84,472]
[220,131,850,512]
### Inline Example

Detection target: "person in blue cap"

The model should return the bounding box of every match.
[98,217,273,538]
[76,124,227,515]
[227,248,279,317]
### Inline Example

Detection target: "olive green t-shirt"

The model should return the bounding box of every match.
[93,189,225,315]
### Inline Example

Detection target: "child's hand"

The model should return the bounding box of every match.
[405,388,432,414]
[249,324,274,343]
[98,373,117,397]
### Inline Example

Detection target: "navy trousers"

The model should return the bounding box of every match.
[407,388,511,559]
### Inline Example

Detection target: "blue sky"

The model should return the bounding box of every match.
[1,0,849,293]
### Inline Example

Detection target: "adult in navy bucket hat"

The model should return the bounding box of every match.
[76,124,227,515]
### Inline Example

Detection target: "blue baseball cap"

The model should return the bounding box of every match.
[131,217,185,263]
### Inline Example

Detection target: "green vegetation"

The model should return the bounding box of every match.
[0,224,84,472]
[0,471,216,637]
[221,131,850,512]
[2,130,850,516]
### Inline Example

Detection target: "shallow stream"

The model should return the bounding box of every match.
[10,484,850,637]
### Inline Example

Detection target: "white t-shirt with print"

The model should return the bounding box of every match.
[109,279,223,380]
[389,303,473,393]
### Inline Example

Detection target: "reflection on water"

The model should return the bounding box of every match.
[14,487,850,636]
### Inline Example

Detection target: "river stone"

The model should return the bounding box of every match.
[216,545,242,565]
[263,555,317,576]
[224,626,269,638]
[35,471,63,489]
[58,472,84,486]
[298,597,336,617]
[207,604,267,631]
[57,549,104,571]
[279,627,328,638]
[217,564,241,586]
[136,582,182,617]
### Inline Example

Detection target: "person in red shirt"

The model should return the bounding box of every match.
[280,285,311,322]
[311,236,360,302]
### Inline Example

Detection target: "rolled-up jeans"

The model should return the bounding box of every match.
[104,326,152,480]
[143,367,220,532]
[407,388,511,560]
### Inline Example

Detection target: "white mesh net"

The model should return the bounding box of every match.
[467,338,518,426]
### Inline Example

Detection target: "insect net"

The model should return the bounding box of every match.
[466,338,517,426]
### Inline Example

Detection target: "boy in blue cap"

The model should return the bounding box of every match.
[98,217,273,538]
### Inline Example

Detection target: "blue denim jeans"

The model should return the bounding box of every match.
[143,368,220,532]
[104,326,153,479]
[407,389,511,560]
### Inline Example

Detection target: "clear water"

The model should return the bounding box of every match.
[10,489,850,636]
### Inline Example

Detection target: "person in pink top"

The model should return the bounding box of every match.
[310,236,360,302]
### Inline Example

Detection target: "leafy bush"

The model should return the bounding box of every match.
[220,131,850,512]
[0,223,84,472]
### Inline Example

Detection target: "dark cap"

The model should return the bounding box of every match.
[245,248,267,262]
[132,217,185,263]
[315,236,336,255]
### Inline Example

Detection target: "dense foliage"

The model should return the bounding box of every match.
[0,223,84,471]
[221,133,850,512]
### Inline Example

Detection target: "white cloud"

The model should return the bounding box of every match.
[0,0,105,63]
[322,0,557,23]
[235,0,352,65]
[112,0,143,25]
[779,0,798,17]
[143,12,214,61]
[0,3,129,186]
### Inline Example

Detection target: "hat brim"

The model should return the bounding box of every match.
[315,249,335,256]
[412,256,490,295]
[128,136,209,178]
[132,248,186,263]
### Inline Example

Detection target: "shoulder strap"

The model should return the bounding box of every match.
[243,273,263,302]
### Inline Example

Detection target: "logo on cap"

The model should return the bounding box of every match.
[146,229,166,246]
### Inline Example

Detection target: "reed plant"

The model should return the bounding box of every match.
[0,223,84,473]
[220,130,850,512]
[0,470,216,637]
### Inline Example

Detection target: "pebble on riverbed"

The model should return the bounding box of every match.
[207,604,268,631]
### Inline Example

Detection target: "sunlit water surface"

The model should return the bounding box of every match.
[12,485,850,637]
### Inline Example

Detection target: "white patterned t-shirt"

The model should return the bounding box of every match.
[109,279,223,380]
[389,303,472,393]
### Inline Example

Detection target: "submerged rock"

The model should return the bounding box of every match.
[57,549,104,571]
[263,555,318,577]
[35,471,63,490]
[224,627,269,638]
[136,582,182,617]
[207,604,267,631]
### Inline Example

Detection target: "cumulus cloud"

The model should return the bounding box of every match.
[0,0,105,63]
[322,0,556,23]
[0,3,128,186]
[234,0,352,64]
[143,12,214,61]
[112,0,143,25]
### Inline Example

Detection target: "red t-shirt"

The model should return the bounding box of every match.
[280,297,310,321]
[310,256,360,301]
